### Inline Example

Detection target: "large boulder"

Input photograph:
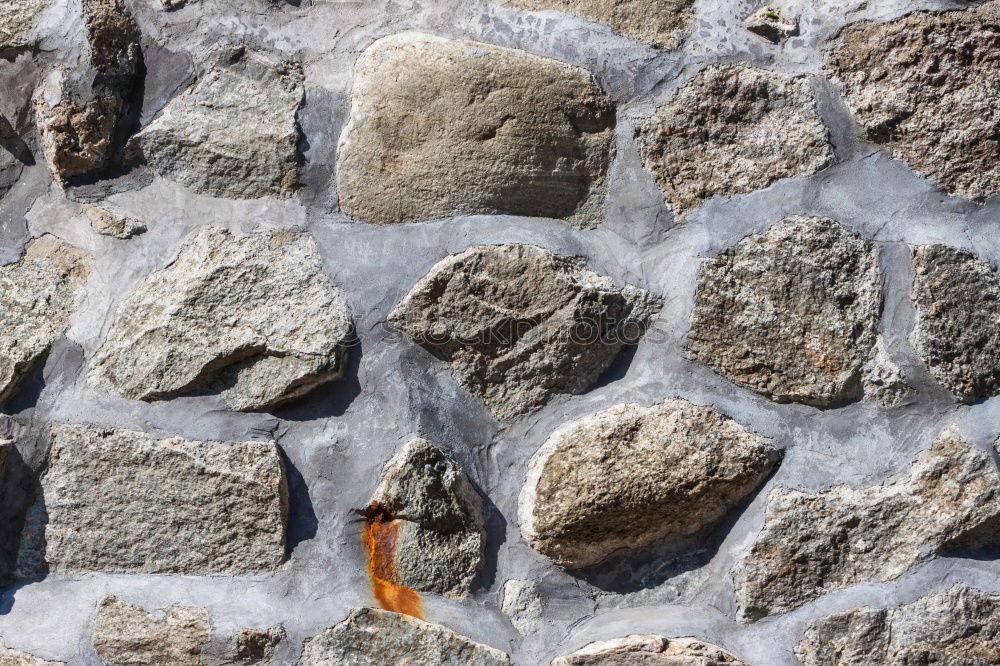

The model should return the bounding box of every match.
[337,33,615,227]
[551,635,748,665]
[92,596,210,666]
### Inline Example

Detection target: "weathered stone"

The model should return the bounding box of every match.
[636,65,832,219]
[687,216,902,407]
[733,429,1000,621]
[299,608,510,665]
[232,625,285,664]
[337,32,615,227]
[0,235,90,405]
[744,6,797,42]
[910,244,1000,403]
[20,424,287,575]
[520,399,779,569]
[83,204,146,239]
[552,635,748,665]
[0,0,50,49]
[826,3,1000,201]
[494,0,695,49]
[501,579,544,636]
[93,596,210,666]
[364,439,486,598]
[0,640,64,666]
[129,46,303,199]
[794,584,1000,666]
[88,227,352,411]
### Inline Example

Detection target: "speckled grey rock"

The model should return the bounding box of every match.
[388,244,660,419]
[92,596,210,666]
[19,424,287,575]
[0,640,63,666]
[500,579,544,636]
[552,635,748,665]
[366,438,486,598]
[129,46,303,199]
[337,32,615,227]
[744,6,797,42]
[83,204,146,239]
[520,399,779,569]
[231,625,286,664]
[0,235,90,406]
[826,2,1000,202]
[87,227,352,411]
[910,244,1000,403]
[734,428,1000,621]
[298,608,511,665]
[687,216,905,407]
[794,584,1000,666]
[0,0,50,49]
[636,65,832,219]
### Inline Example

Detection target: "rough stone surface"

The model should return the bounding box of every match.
[744,6,797,42]
[0,235,90,406]
[794,584,1000,666]
[910,244,1000,403]
[19,424,288,575]
[551,635,748,665]
[88,227,352,411]
[687,216,900,407]
[0,0,49,49]
[82,204,145,239]
[826,2,1000,202]
[298,608,511,665]
[501,579,544,636]
[366,438,486,598]
[337,32,615,227]
[636,64,832,219]
[92,596,210,666]
[494,0,695,49]
[388,244,660,419]
[129,46,303,199]
[232,625,286,664]
[0,641,63,666]
[733,429,1000,621]
[520,399,779,569]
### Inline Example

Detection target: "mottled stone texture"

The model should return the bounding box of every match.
[232,625,286,664]
[88,227,352,411]
[910,244,1000,403]
[501,579,544,636]
[637,65,831,219]
[20,424,287,575]
[494,0,695,49]
[337,32,615,227]
[552,635,748,665]
[734,429,1000,621]
[0,641,63,666]
[687,216,905,407]
[0,0,50,49]
[299,608,511,665]
[83,204,145,239]
[520,399,779,569]
[826,2,1000,201]
[92,596,210,666]
[389,244,660,419]
[129,46,304,199]
[794,585,1000,666]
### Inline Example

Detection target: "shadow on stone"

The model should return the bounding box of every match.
[0,443,48,613]
[280,447,318,554]
[271,330,363,421]
[1,355,48,415]
[473,481,507,593]
[590,343,639,391]
[0,114,34,166]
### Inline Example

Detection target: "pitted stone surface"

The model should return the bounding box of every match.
[88,227,352,411]
[83,204,146,239]
[794,584,1000,666]
[298,608,511,665]
[687,216,902,407]
[367,438,486,597]
[93,596,210,666]
[129,46,304,199]
[910,244,1000,403]
[0,641,63,666]
[519,399,779,569]
[388,244,660,419]
[826,3,1000,202]
[0,0,49,49]
[337,32,615,227]
[232,625,286,664]
[733,429,1000,621]
[636,64,832,219]
[19,424,287,575]
[551,635,748,665]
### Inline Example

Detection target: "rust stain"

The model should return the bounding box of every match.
[362,504,423,619]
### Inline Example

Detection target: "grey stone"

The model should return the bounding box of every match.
[20,424,287,575]
[87,227,352,411]
[365,438,486,598]
[826,2,1000,202]
[794,584,1000,666]
[298,608,510,665]
[733,428,1000,621]
[636,65,832,219]
[744,6,797,42]
[337,32,615,227]
[83,204,146,239]
[129,46,303,199]
[500,579,544,636]
[388,243,660,419]
[0,0,50,49]
[93,596,210,666]
[232,625,286,664]
[519,399,779,569]
[552,635,748,665]
[0,641,63,666]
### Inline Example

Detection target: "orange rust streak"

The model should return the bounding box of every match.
[362,509,424,619]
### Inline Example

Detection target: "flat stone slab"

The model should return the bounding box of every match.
[552,635,748,665]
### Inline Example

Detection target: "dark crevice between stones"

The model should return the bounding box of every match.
[280,448,317,555]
